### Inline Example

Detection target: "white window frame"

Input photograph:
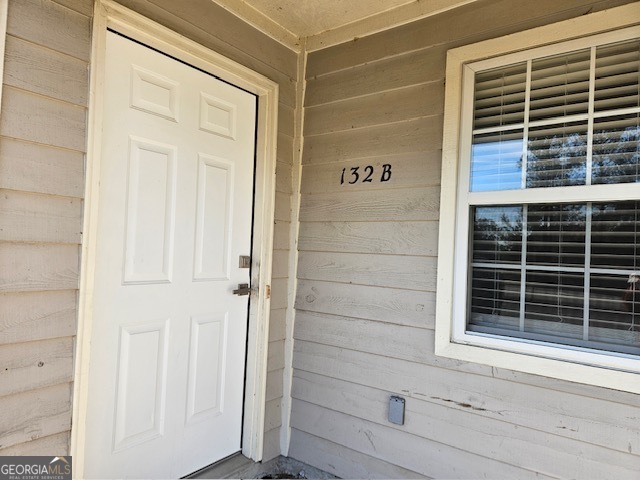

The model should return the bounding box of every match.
[435,3,640,394]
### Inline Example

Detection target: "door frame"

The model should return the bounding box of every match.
[71,1,278,476]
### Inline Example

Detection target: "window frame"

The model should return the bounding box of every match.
[435,4,640,394]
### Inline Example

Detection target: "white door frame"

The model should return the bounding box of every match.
[71,1,278,476]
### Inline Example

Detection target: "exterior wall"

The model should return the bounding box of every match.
[0,0,299,459]
[291,0,640,478]
[0,0,92,456]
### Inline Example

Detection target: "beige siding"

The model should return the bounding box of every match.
[0,291,77,346]
[0,337,74,398]
[110,0,301,462]
[5,0,639,472]
[289,430,426,480]
[0,138,85,198]
[293,0,640,477]
[7,0,91,62]
[0,0,299,459]
[0,0,91,456]
[0,384,73,455]
[0,431,70,456]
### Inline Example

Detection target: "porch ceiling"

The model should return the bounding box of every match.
[211,0,478,51]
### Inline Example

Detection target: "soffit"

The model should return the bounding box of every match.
[212,0,478,51]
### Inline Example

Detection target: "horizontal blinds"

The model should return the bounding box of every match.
[470,37,640,192]
[468,202,640,356]
[473,63,527,130]
[590,272,640,343]
[524,271,584,333]
[590,201,640,269]
[466,35,640,355]
[526,122,588,188]
[592,113,640,184]
[472,206,523,263]
[529,50,591,122]
[526,204,586,266]
[470,267,521,321]
[594,39,640,112]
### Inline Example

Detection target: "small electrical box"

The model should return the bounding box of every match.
[388,395,405,425]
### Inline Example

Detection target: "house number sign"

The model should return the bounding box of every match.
[340,164,392,185]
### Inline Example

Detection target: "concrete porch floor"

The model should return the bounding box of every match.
[187,453,339,479]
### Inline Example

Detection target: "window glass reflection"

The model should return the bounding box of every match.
[467,201,640,355]
[526,203,586,267]
[526,122,588,188]
[469,267,521,329]
[591,201,640,270]
[472,206,523,264]
[470,131,523,191]
[590,273,640,347]
[524,270,584,341]
[592,114,640,184]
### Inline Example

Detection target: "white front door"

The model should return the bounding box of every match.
[83,31,257,479]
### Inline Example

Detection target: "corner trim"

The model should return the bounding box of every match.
[0,0,9,113]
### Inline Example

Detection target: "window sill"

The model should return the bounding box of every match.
[434,331,640,394]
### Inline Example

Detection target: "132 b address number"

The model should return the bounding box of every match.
[340,164,392,185]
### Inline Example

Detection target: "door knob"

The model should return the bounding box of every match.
[233,283,251,296]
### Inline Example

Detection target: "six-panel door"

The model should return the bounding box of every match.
[83,31,257,479]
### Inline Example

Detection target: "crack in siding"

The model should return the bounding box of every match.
[431,396,492,413]
[556,425,579,433]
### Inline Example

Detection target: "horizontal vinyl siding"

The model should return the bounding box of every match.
[293,0,640,478]
[0,0,299,458]
[289,429,426,480]
[0,0,92,455]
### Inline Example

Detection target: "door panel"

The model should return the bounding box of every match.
[113,319,169,451]
[194,154,234,280]
[186,314,227,421]
[83,31,257,479]
[124,138,177,283]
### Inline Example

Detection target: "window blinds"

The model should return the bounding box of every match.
[467,38,640,356]
[471,39,640,190]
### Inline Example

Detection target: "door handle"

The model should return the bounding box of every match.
[233,283,251,296]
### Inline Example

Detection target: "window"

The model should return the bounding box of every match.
[436,5,640,393]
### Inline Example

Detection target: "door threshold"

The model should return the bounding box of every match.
[185,452,250,479]
[187,454,339,479]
